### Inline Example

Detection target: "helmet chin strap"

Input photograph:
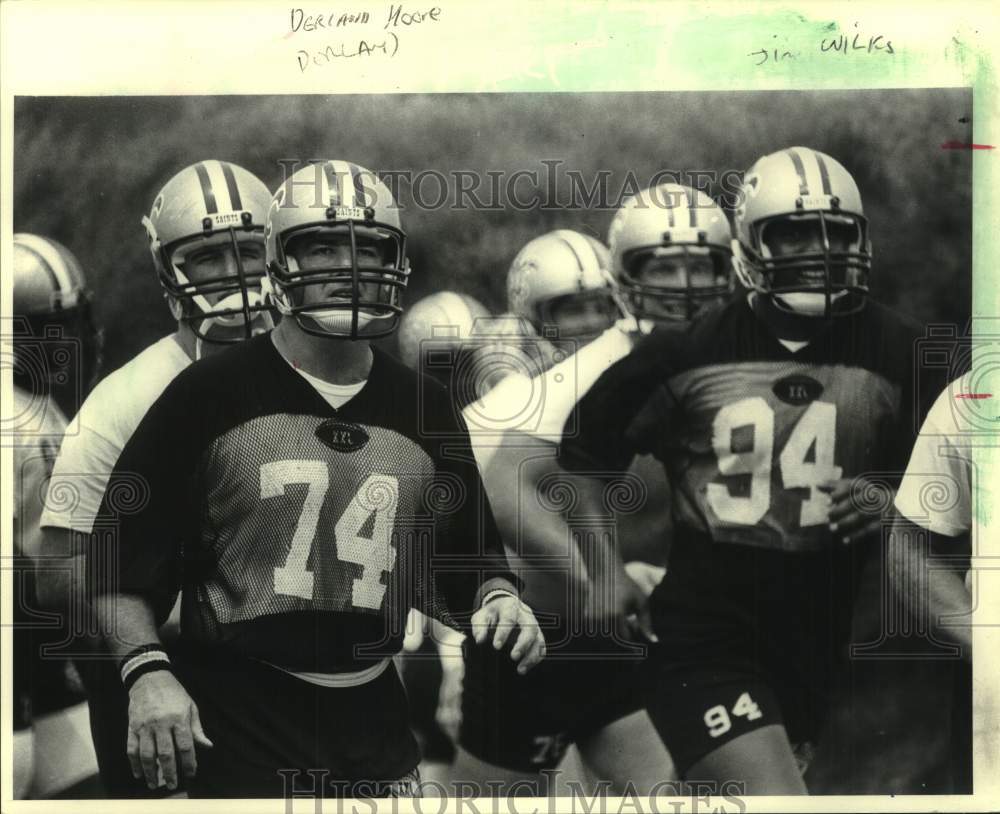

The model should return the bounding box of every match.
[302,308,378,334]
[190,290,268,333]
[774,291,848,316]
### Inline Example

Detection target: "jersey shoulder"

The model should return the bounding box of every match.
[861,299,923,359]
[373,348,469,438]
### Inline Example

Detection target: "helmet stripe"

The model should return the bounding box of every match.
[347,162,367,209]
[585,235,605,270]
[322,161,342,206]
[220,162,244,211]
[555,232,588,293]
[785,149,810,196]
[194,162,219,214]
[205,161,235,213]
[559,235,583,274]
[813,152,833,196]
[331,160,356,207]
[682,185,697,228]
[665,194,675,228]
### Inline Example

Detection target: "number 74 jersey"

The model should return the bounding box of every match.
[94,335,515,672]
[561,297,933,552]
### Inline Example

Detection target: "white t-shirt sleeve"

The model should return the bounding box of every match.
[40,336,191,534]
[461,326,634,470]
[894,382,972,537]
[41,410,123,532]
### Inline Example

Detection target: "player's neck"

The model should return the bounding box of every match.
[173,326,199,360]
[749,293,825,344]
[173,325,235,362]
[272,319,373,385]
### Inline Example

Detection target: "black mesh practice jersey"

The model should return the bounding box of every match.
[561,297,932,547]
[94,334,517,672]
[559,297,938,634]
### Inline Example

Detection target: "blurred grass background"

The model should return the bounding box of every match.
[14,89,973,793]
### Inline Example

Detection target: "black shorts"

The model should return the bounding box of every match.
[643,533,866,776]
[13,566,88,730]
[459,631,647,772]
[173,644,420,798]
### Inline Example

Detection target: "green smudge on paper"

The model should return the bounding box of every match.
[484,7,940,93]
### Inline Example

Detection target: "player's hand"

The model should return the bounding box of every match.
[820,476,894,545]
[624,561,667,598]
[584,565,658,644]
[127,671,213,791]
[471,595,546,675]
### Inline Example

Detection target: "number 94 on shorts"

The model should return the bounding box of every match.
[644,670,796,777]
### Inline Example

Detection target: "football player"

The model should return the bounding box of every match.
[11,234,101,798]
[560,148,935,794]
[91,160,544,799]
[36,160,274,797]
[890,373,983,791]
[454,214,728,794]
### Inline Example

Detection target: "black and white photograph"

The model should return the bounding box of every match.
[2,3,998,812]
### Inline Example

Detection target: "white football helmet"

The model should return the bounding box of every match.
[265,160,410,340]
[506,229,626,345]
[609,183,733,323]
[733,146,871,318]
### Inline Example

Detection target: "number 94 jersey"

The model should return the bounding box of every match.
[561,296,933,553]
[95,335,514,673]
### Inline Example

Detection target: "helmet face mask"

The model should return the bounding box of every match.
[270,222,408,339]
[143,161,276,345]
[265,161,410,340]
[506,229,624,349]
[536,288,621,343]
[609,183,735,326]
[619,242,732,323]
[734,147,872,319]
[164,228,273,343]
[742,210,870,316]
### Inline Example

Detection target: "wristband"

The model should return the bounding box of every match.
[120,644,172,692]
[480,589,518,607]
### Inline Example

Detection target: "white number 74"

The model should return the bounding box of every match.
[261,461,399,609]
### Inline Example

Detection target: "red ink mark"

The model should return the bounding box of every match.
[941,141,995,150]
[955,393,992,399]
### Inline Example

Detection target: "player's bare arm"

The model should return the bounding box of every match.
[887,517,972,658]
[34,527,79,611]
[580,488,657,642]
